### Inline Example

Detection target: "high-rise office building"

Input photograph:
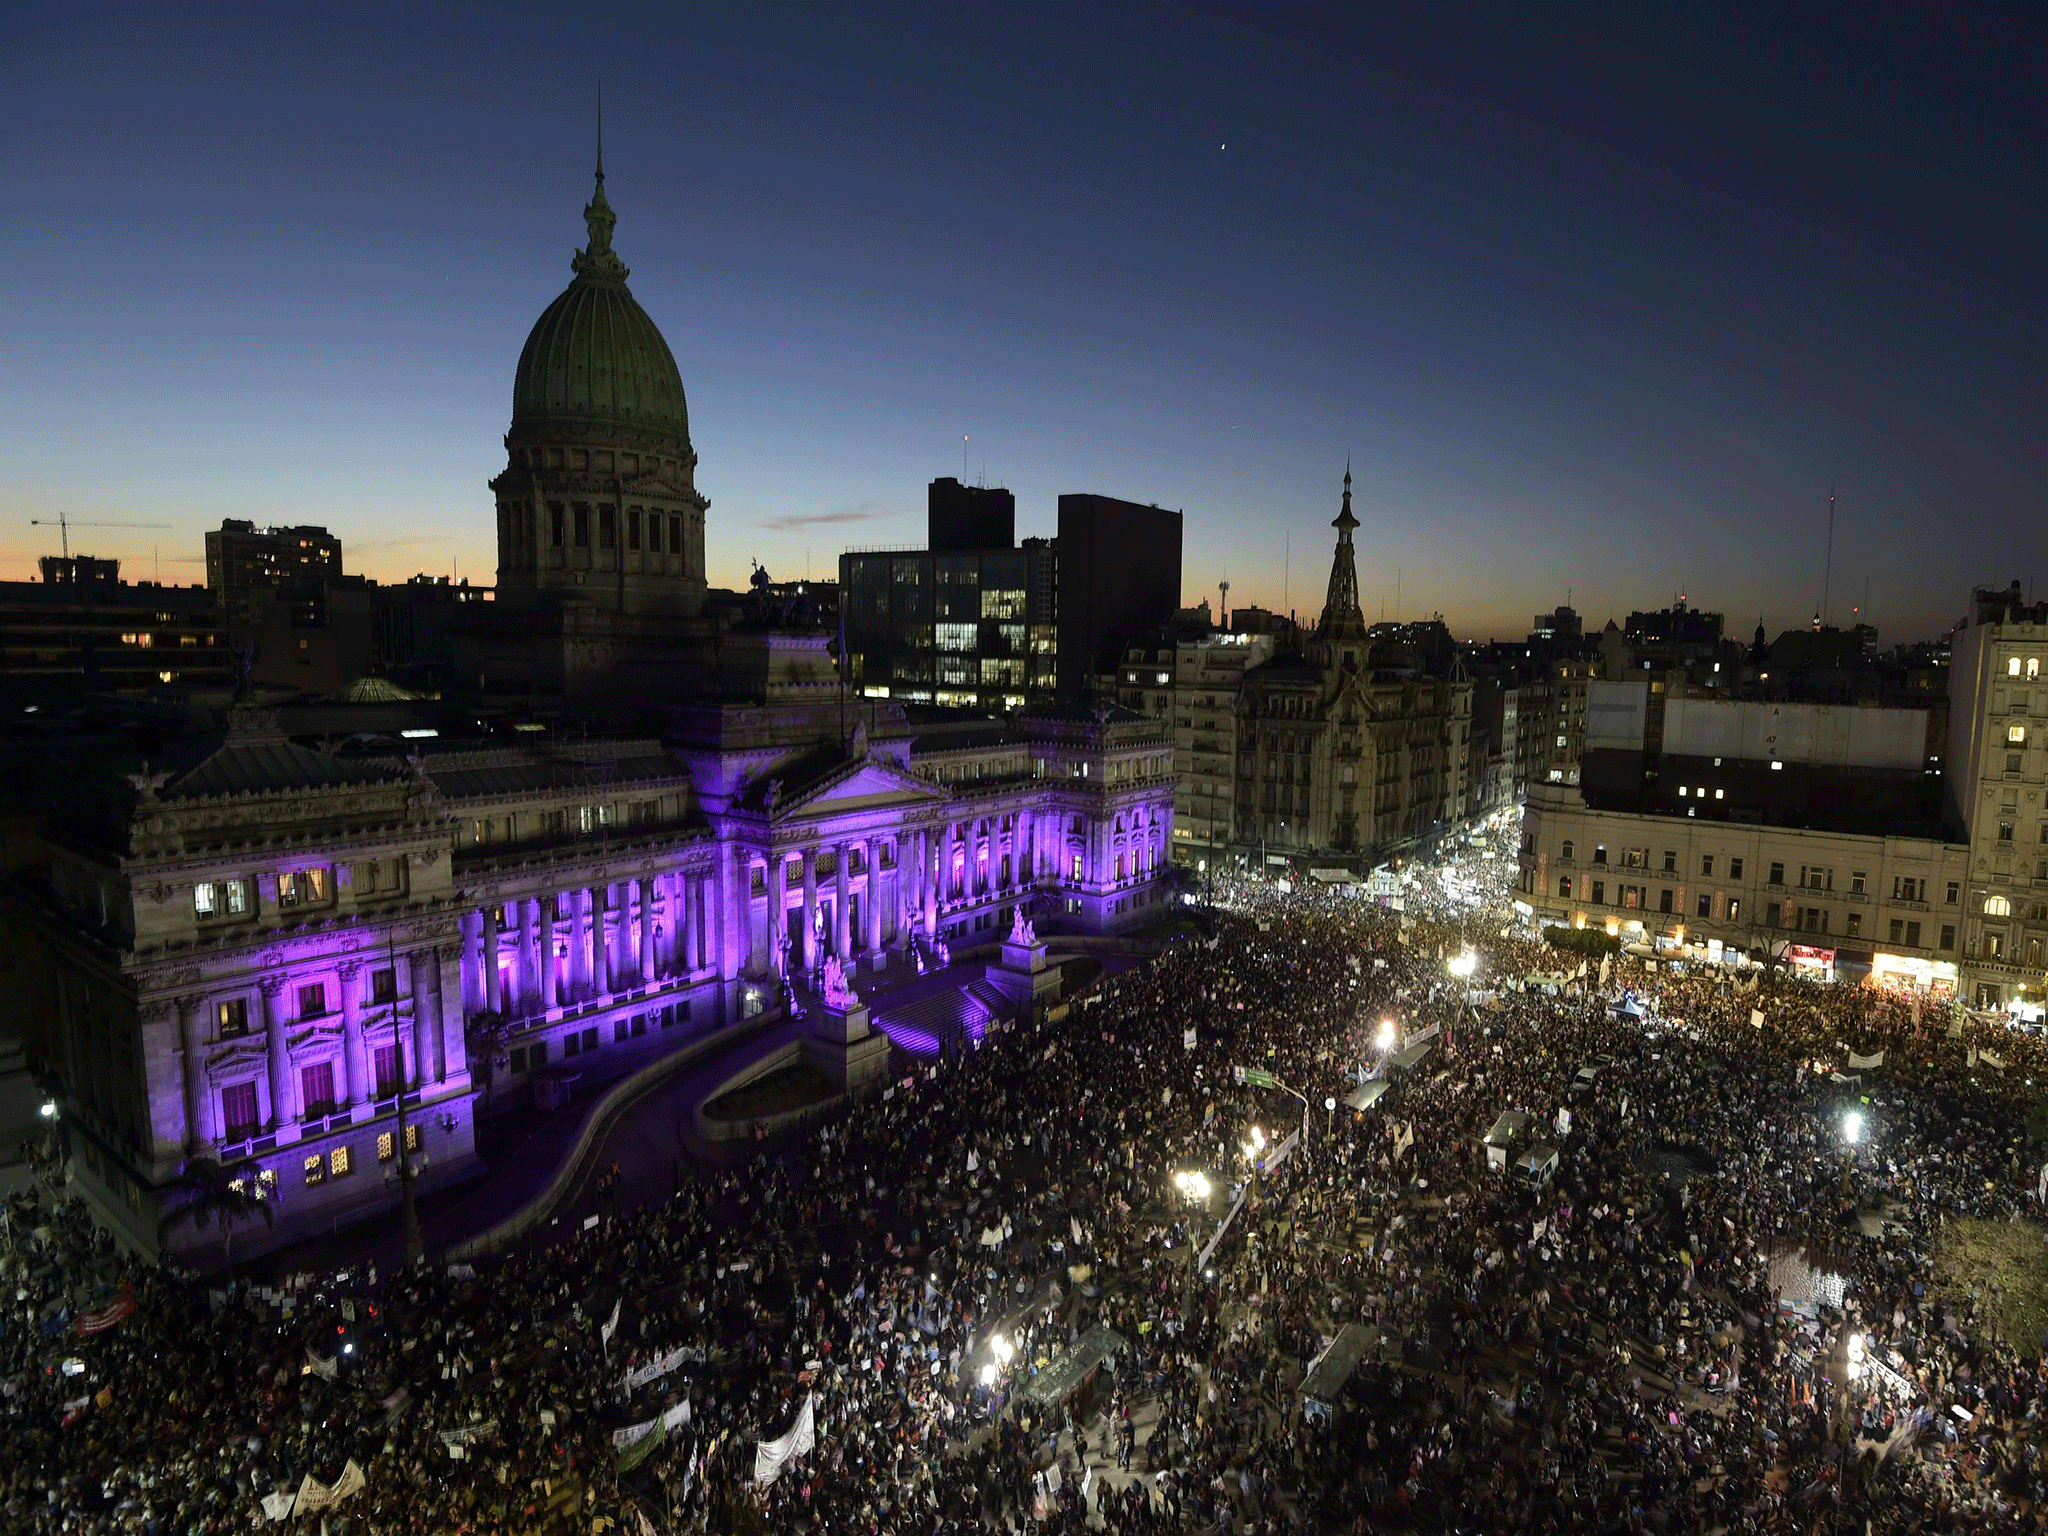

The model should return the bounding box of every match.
[204,520,342,591]
[1055,494,1182,698]
[927,478,1015,553]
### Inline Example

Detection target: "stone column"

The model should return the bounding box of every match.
[1018,809,1032,884]
[610,884,624,987]
[456,910,480,1014]
[862,838,883,957]
[692,871,708,973]
[542,892,562,1008]
[569,888,591,999]
[432,944,457,1084]
[408,950,433,1091]
[606,884,622,991]
[716,844,740,985]
[519,896,539,1014]
[923,827,939,937]
[801,847,820,972]
[833,845,852,959]
[482,904,503,1013]
[639,877,656,982]
[338,960,365,1108]
[259,976,289,1129]
[679,871,695,973]
[770,853,789,976]
[176,994,206,1152]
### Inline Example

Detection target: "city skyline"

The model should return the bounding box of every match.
[4,5,2045,643]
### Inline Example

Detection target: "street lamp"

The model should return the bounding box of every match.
[1173,1169,1213,1312]
[1446,949,1479,1047]
[1842,1110,1864,1145]
[1376,1019,1397,1051]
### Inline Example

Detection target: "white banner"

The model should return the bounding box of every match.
[1402,1023,1440,1051]
[600,1299,621,1353]
[1846,1049,1885,1070]
[305,1346,338,1381]
[1196,1182,1251,1273]
[753,1394,816,1487]
[623,1345,706,1391]
[261,1492,296,1523]
[1183,1027,1197,1051]
[1750,1009,1765,1030]
[663,1399,692,1433]
[1392,1122,1415,1160]
[1980,1049,2007,1070]
[329,1461,365,1506]
[1257,1129,1301,1174]
[291,1461,361,1516]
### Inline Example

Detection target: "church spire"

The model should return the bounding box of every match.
[572,87,629,283]
[1320,464,1365,639]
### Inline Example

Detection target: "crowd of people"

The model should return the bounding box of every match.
[8,814,2048,1534]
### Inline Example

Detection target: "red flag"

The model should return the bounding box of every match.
[76,1284,136,1337]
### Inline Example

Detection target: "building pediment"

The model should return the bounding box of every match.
[203,1042,268,1084]
[771,759,946,824]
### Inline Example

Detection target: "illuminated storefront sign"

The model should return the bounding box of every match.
[1869,952,1959,996]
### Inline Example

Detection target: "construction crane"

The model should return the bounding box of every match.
[29,511,171,560]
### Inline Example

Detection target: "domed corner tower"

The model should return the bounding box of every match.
[489,152,709,620]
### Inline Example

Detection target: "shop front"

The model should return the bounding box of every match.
[1868,951,1959,999]
[1786,943,1836,982]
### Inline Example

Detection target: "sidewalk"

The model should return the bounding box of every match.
[243,1011,792,1278]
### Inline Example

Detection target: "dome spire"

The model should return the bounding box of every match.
[1332,457,1358,536]
[1320,463,1365,640]
[573,85,628,284]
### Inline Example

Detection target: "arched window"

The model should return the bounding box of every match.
[1558,875,1573,898]
[2032,658,2042,679]
[2010,657,2024,677]
[1560,840,1575,861]
[1985,895,2012,916]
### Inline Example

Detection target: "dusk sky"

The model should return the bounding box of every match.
[4,3,2045,642]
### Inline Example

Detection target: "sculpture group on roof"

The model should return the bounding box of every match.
[744,560,818,631]
[820,953,860,1012]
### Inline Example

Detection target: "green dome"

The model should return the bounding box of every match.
[511,175,691,453]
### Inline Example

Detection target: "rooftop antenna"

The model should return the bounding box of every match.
[1282,532,1289,614]
[963,434,969,479]
[1218,578,1230,628]
[1822,482,1836,628]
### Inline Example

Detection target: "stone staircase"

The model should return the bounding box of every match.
[872,981,1011,1058]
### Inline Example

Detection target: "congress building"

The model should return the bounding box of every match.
[8,156,1174,1262]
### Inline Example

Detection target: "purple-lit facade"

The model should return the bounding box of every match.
[17,665,1172,1262]
[9,157,1177,1262]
